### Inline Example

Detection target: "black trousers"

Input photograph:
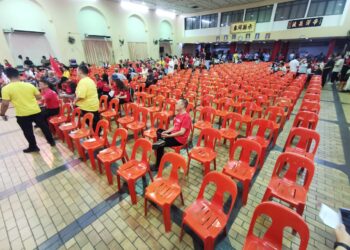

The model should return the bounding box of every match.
[16,112,55,149]
[322,69,331,86]
[156,129,182,167]
[331,71,339,84]
[42,108,60,124]
[80,109,100,131]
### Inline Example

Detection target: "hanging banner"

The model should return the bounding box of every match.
[230,21,256,34]
[287,17,323,29]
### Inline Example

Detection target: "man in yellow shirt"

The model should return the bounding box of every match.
[74,65,99,130]
[0,68,55,153]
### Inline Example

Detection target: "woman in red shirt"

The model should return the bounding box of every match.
[111,75,131,105]
[39,79,60,123]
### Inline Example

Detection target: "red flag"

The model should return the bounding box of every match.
[50,56,62,77]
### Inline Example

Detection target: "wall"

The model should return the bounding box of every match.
[0,0,176,65]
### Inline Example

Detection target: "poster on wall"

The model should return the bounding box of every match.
[265,33,271,39]
[287,17,323,29]
[230,21,256,34]
[223,35,228,41]
[245,33,251,40]
[231,34,237,40]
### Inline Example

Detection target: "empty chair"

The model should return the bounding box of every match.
[117,102,138,128]
[293,111,319,130]
[69,113,94,157]
[49,103,72,139]
[143,112,168,142]
[116,138,153,204]
[222,138,262,205]
[81,119,110,170]
[144,152,187,232]
[300,100,320,114]
[191,106,216,141]
[135,92,148,107]
[188,128,221,176]
[264,106,286,146]
[98,95,108,113]
[303,93,320,103]
[262,152,315,216]
[219,112,242,153]
[126,106,148,140]
[101,98,119,129]
[97,128,129,185]
[59,107,81,151]
[283,127,320,161]
[159,98,177,122]
[241,102,263,137]
[194,94,214,121]
[243,201,309,250]
[147,95,165,120]
[180,172,238,250]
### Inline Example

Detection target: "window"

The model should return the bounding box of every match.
[245,5,273,23]
[185,16,200,30]
[307,0,347,17]
[201,13,218,28]
[220,10,244,27]
[275,0,308,21]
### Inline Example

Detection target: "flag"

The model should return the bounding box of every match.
[50,56,62,77]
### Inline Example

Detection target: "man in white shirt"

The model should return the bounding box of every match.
[167,56,175,74]
[331,55,345,84]
[289,58,299,76]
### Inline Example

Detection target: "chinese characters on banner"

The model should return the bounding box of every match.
[287,17,323,29]
[230,21,256,34]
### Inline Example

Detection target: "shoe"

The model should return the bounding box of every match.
[152,140,166,150]
[23,147,40,153]
[49,141,56,147]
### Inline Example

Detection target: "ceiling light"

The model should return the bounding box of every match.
[201,20,211,24]
[156,9,176,18]
[121,1,148,13]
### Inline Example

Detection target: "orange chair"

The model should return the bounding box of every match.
[180,172,238,250]
[147,95,165,121]
[215,97,233,122]
[293,111,319,130]
[97,128,129,185]
[135,92,148,107]
[264,106,285,146]
[222,139,262,205]
[275,97,293,120]
[303,93,320,103]
[240,102,262,137]
[243,201,310,250]
[143,112,168,142]
[49,103,72,140]
[194,94,214,121]
[117,103,138,128]
[144,152,187,232]
[126,106,148,140]
[159,98,177,124]
[283,127,320,161]
[247,119,274,166]
[59,107,81,151]
[101,98,119,129]
[116,138,153,204]
[191,106,216,141]
[300,100,320,114]
[69,113,94,157]
[98,95,108,113]
[219,112,242,152]
[262,152,315,216]
[188,128,221,176]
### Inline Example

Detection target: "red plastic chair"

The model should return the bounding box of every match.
[144,152,187,232]
[97,128,129,185]
[69,113,94,157]
[116,138,153,204]
[283,127,320,161]
[194,94,214,121]
[222,138,262,205]
[147,95,165,121]
[98,95,108,113]
[188,128,221,176]
[180,172,238,250]
[126,106,148,140]
[59,107,81,151]
[293,111,319,130]
[243,201,310,250]
[143,112,168,142]
[275,97,293,120]
[81,119,110,170]
[247,119,274,166]
[159,98,177,126]
[303,93,320,103]
[117,103,138,128]
[49,103,72,140]
[264,106,285,146]
[262,152,315,216]
[191,106,216,141]
[101,98,119,129]
[240,102,262,137]
[135,92,148,107]
[219,112,242,153]
[300,100,320,114]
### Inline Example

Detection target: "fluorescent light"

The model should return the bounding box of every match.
[201,20,211,24]
[121,1,149,13]
[156,9,176,18]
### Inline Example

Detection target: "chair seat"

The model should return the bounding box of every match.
[220,128,239,140]
[223,160,255,181]
[99,108,107,113]
[247,136,269,148]
[117,116,134,125]
[216,110,228,117]
[50,116,68,125]
[161,111,174,117]
[101,110,117,118]
[148,107,161,113]
[183,199,227,239]
[69,128,91,139]
[243,236,279,250]
[241,115,252,123]
[285,147,314,161]
[59,122,78,132]
[144,128,157,140]
[145,179,181,206]
[190,147,217,162]
[194,121,212,130]
[81,137,105,150]
[97,147,124,163]
[127,121,146,130]
[117,160,149,180]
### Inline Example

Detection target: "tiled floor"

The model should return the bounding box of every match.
[0,84,350,250]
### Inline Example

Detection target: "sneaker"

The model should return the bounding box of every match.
[152,140,166,150]
[23,147,40,153]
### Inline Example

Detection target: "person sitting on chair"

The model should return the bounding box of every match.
[152,98,192,171]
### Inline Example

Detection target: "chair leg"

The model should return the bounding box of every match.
[65,133,74,152]
[128,180,137,204]
[213,159,217,170]
[105,162,113,185]
[148,171,153,182]
[163,205,172,232]
[87,149,96,170]
[186,158,191,176]
[98,159,103,174]
[242,180,250,206]
[296,204,305,216]
[180,192,184,205]
[272,129,279,146]
[75,140,86,160]
[261,189,271,202]
[179,222,185,241]
[204,237,215,250]
[203,162,210,176]
[144,197,148,216]
[117,174,121,191]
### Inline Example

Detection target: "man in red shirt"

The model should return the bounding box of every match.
[39,79,60,123]
[152,98,192,170]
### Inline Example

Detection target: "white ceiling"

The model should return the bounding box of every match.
[137,0,263,13]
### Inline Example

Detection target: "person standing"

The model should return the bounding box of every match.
[331,55,345,84]
[0,68,55,153]
[322,56,335,87]
[289,58,299,77]
[167,56,175,74]
[74,65,100,130]
[39,79,60,122]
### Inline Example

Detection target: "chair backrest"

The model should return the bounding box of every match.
[272,152,315,190]
[130,138,152,162]
[200,94,214,106]
[199,106,216,123]
[111,128,128,151]
[293,111,319,130]
[242,102,260,117]
[196,128,221,150]
[108,98,119,111]
[80,113,94,132]
[59,103,72,119]
[134,106,148,123]
[151,112,168,129]
[152,95,165,109]
[99,95,108,110]
[125,103,138,117]
[284,127,320,156]
[94,119,109,141]
[300,100,320,114]
[163,98,177,112]
[197,172,238,216]
[246,201,310,250]
[229,138,262,167]
[70,107,81,126]
[249,119,274,140]
[303,93,320,103]
[222,112,242,130]
[136,92,148,105]
[157,152,187,181]
[265,106,285,124]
